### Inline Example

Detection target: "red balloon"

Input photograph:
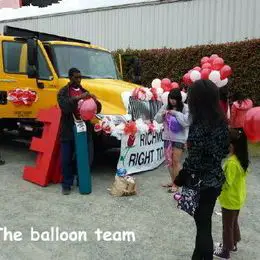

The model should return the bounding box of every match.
[161,78,171,91]
[209,54,219,63]
[164,86,172,92]
[200,69,211,80]
[201,56,210,65]
[79,98,97,121]
[220,65,232,80]
[183,73,192,86]
[202,62,212,69]
[212,57,224,70]
[193,66,201,72]
[244,107,260,142]
[171,82,179,89]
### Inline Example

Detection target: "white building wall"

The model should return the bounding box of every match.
[0,0,259,50]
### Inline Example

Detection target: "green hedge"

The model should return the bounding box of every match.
[113,39,260,105]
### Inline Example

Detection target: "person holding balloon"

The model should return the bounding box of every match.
[154,88,189,193]
[57,68,102,195]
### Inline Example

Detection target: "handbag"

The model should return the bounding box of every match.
[175,173,202,217]
[176,185,200,217]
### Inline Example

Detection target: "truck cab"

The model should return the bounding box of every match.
[0,26,142,146]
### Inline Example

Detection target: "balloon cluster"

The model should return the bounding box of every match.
[152,78,179,92]
[152,78,187,105]
[182,54,232,88]
[94,117,163,141]
[132,87,154,101]
[131,78,180,103]
[7,89,38,106]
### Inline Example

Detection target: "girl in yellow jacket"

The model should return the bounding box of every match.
[214,128,249,259]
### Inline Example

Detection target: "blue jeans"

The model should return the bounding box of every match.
[61,131,93,190]
[61,141,76,189]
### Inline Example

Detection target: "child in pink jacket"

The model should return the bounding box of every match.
[230,93,253,129]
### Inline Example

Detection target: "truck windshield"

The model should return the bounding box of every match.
[51,45,118,79]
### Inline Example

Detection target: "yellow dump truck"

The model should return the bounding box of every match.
[0,26,158,156]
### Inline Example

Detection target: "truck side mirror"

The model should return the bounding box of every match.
[27,38,38,78]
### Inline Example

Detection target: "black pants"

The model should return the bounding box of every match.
[61,130,93,190]
[192,187,221,260]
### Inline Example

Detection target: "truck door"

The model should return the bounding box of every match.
[0,38,58,120]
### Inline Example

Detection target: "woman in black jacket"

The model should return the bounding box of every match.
[173,80,229,260]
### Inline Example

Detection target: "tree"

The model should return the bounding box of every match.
[22,0,62,8]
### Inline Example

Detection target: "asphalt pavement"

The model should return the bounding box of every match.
[0,138,259,260]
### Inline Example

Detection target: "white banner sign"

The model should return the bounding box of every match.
[117,130,165,175]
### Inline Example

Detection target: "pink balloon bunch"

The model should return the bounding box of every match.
[151,78,180,92]
[151,78,181,104]
[182,54,232,88]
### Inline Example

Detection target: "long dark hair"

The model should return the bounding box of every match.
[229,128,249,172]
[167,88,184,112]
[188,79,226,126]
[231,91,246,105]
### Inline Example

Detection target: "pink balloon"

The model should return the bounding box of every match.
[193,66,201,72]
[201,56,210,65]
[220,65,232,80]
[79,98,97,121]
[201,68,211,80]
[209,54,219,63]
[202,62,212,69]
[171,82,179,89]
[161,78,171,91]
[183,73,192,86]
[212,57,224,70]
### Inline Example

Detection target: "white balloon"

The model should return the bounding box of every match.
[209,70,221,84]
[218,78,228,88]
[156,87,164,96]
[161,92,169,105]
[190,70,201,82]
[152,78,161,89]
[181,91,187,103]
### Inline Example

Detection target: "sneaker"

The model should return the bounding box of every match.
[62,188,71,195]
[215,242,237,253]
[213,246,230,259]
